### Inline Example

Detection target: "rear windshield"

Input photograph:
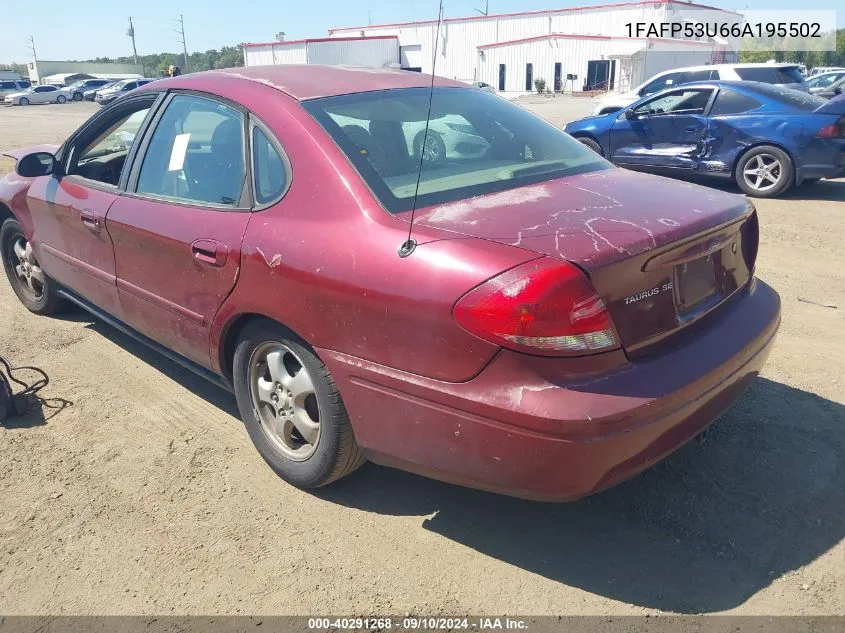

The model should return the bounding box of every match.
[735,66,805,84]
[749,83,827,110]
[303,87,610,214]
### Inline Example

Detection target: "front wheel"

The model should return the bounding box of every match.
[56,95,67,104]
[18,97,29,106]
[735,145,793,198]
[576,136,603,155]
[233,320,366,488]
[72,92,83,101]
[0,219,64,315]
[414,131,446,163]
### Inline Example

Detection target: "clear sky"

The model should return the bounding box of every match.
[1,0,840,64]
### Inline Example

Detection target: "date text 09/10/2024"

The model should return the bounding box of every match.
[307,617,529,630]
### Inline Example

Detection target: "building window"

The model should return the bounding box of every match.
[526,63,533,91]
[498,64,506,91]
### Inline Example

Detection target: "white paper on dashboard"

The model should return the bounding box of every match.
[168,133,191,171]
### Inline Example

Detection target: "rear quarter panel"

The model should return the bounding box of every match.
[704,111,840,176]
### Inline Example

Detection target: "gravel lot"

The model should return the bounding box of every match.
[0,99,843,616]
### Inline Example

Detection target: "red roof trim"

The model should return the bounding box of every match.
[328,0,741,33]
[242,35,398,48]
[477,33,717,49]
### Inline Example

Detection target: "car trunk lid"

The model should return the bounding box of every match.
[414,168,757,355]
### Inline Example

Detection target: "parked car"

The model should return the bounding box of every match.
[0,66,780,500]
[808,66,845,77]
[94,78,154,105]
[0,79,32,101]
[333,112,491,162]
[567,80,845,198]
[592,63,808,116]
[806,71,845,95]
[84,82,115,101]
[3,84,66,105]
[471,81,496,93]
[60,78,114,101]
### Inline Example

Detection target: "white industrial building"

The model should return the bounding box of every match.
[242,36,400,70]
[243,0,742,97]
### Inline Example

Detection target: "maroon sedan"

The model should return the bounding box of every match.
[0,66,780,500]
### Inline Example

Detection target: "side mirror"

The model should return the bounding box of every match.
[624,108,638,120]
[835,86,842,96]
[15,152,56,178]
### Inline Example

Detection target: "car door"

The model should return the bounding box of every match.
[609,88,714,168]
[38,86,59,103]
[106,92,253,368]
[24,93,162,316]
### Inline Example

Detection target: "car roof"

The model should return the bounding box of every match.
[653,62,800,76]
[146,65,467,101]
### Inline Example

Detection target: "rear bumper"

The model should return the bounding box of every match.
[320,280,780,501]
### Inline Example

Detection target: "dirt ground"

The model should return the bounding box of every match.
[0,100,843,616]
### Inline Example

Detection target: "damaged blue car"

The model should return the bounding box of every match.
[565,81,845,198]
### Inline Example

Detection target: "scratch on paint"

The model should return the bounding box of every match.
[256,246,282,268]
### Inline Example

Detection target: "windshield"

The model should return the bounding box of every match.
[303,87,609,214]
[67,80,86,89]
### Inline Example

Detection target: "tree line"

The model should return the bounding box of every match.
[1,44,244,78]
[739,28,845,68]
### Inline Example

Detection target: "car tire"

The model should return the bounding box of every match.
[56,95,66,104]
[72,92,83,101]
[576,136,603,155]
[0,218,64,315]
[735,145,794,198]
[19,97,29,106]
[232,320,366,489]
[414,130,446,163]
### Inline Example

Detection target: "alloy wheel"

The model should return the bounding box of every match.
[742,153,783,193]
[418,135,443,162]
[248,342,321,461]
[8,234,45,300]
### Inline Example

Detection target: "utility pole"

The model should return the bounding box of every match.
[27,36,37,82]
[172,14,189,73]
[475,0,489,16]
[127,17,138,65]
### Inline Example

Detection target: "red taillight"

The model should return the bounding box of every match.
[816,119,845,138]
[453,258,619,356]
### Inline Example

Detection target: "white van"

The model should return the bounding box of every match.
[0,79,32,100]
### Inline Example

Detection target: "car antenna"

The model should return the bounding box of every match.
[398,0,444,258]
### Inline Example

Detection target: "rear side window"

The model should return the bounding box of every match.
[710,89,761,116]
[735,66,804,84]
[680,70,716,83]
[252,127,288,205]
[136,94,246,207]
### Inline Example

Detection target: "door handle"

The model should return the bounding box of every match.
[684,126,698,132]
[80,209,100,233]
[191,239,228,267]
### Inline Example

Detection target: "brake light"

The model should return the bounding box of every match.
[816,119,845,138]
[453,258,618,356]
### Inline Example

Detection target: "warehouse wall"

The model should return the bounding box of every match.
[328,1,737,84]
[477,37,715,96]
[244,43,307,66]
[307,38,399,67]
